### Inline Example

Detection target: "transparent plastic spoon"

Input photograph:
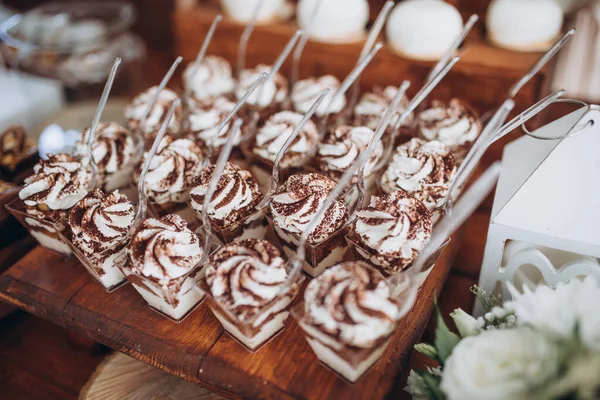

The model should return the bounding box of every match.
[190,14,222,75]
[380,55,461,166]
[204,72,268,165]
[256,88,331,211]
[140,56,183,125]
[319,42,384,137]
[130,98,181,236]
[236,0,267,79]
[199,118,244,262]
[84,57,122,190]
[290,0,326,87]
[390,162,501,310]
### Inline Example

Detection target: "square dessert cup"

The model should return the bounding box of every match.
[6,197,72,255]
[291,296,396,383]
[58,232,130,292]
[203,208,271,246]
[197,264,305,351]
[121,240,219,323]
[268,215,351,278]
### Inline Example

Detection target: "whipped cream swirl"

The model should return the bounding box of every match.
[236,64,288,108]
[69,189,135,256]
[183,55,235,103]
[352,191,432,274]
[417,98,481,147]
[138,134,204,205]
[303,262,400,348]
[316,125,383,179]
[204,239,288,321]
[291,75,346,116]
[381,138,456,210]
[270,173,348,244]
[186,97,242,149]
[253,111,318,168]
[190,162,262,230]
[353,86,413,131]
[19,153,92,210]
[129,214,204,283]
[77,122,138,188]
[0,124,33,167]
[125,86,183,138]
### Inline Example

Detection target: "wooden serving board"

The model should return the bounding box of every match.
[0,224,463,399]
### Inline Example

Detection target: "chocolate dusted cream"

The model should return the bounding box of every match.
[252,111,319,169]
[125,86,184,140]
[316,125,383,181]
[69,189,135,258]
[349,190,432,275]
[270,173,348,245]
[381,138,456,210]
[0,125,36,171]
[189,162,262,234]
[291,75,346,118]
[186,97,242,151]
[353,86,413,133]
[136,134,204,206]
[416,98,482,160]
[76,122,139,191]
[183,55,235,105]
[236,64,288,118]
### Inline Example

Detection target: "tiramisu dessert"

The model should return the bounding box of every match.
[185,97,243,156]
[0,125,37,180]
[75,122,140,192]
[236,64,288,121]
[353,86,414,141]
[346,190,433,276]
[182,55,235,106]
[199,239,302,350]
[269,173,349,277]
[249,111,319,190]
[291,75,346,123]
[125,86,184,141]
[381,138,457,211]
[67,189,135,291]
[9,154,93,254]
[294,262,401,382]
[189,162,264,243]
[124,214,205,321]
[136,134,204,212]
[315,125,383,188]
[416,98,482,162]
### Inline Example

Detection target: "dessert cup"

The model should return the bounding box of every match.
[290,75,348,127]
[0,125,38,182]
[197,239,304,351]
[182,55,235,106]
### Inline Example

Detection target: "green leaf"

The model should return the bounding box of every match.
[422,372,446,400]
[434,303,461,364]
[470,285,503,312]
[414,343,438,360]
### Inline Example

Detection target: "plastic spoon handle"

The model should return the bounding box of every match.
[191,14,222,73]
[141,56,183,124]
[492,89,566,143]
[132,98,181,235]
[256,30,302,101]
[291,0,325,86]
[86,57,122,189]
[359,1,394,63]
[426,14,478,83]
[257,88,330,211]
[237,0,266,77]
[204,72,268,165]
[508,29,575,99]
[444,99,514,210]
[200,118,244,258]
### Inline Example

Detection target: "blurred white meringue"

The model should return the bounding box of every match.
[297,0,369,44]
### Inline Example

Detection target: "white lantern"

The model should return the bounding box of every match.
[476,103,600,315]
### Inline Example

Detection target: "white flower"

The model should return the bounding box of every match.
[450,308,480,337]
[507,276,600,348]
[440,328,560,400]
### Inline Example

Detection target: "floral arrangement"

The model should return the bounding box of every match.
[405,277,600,400]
